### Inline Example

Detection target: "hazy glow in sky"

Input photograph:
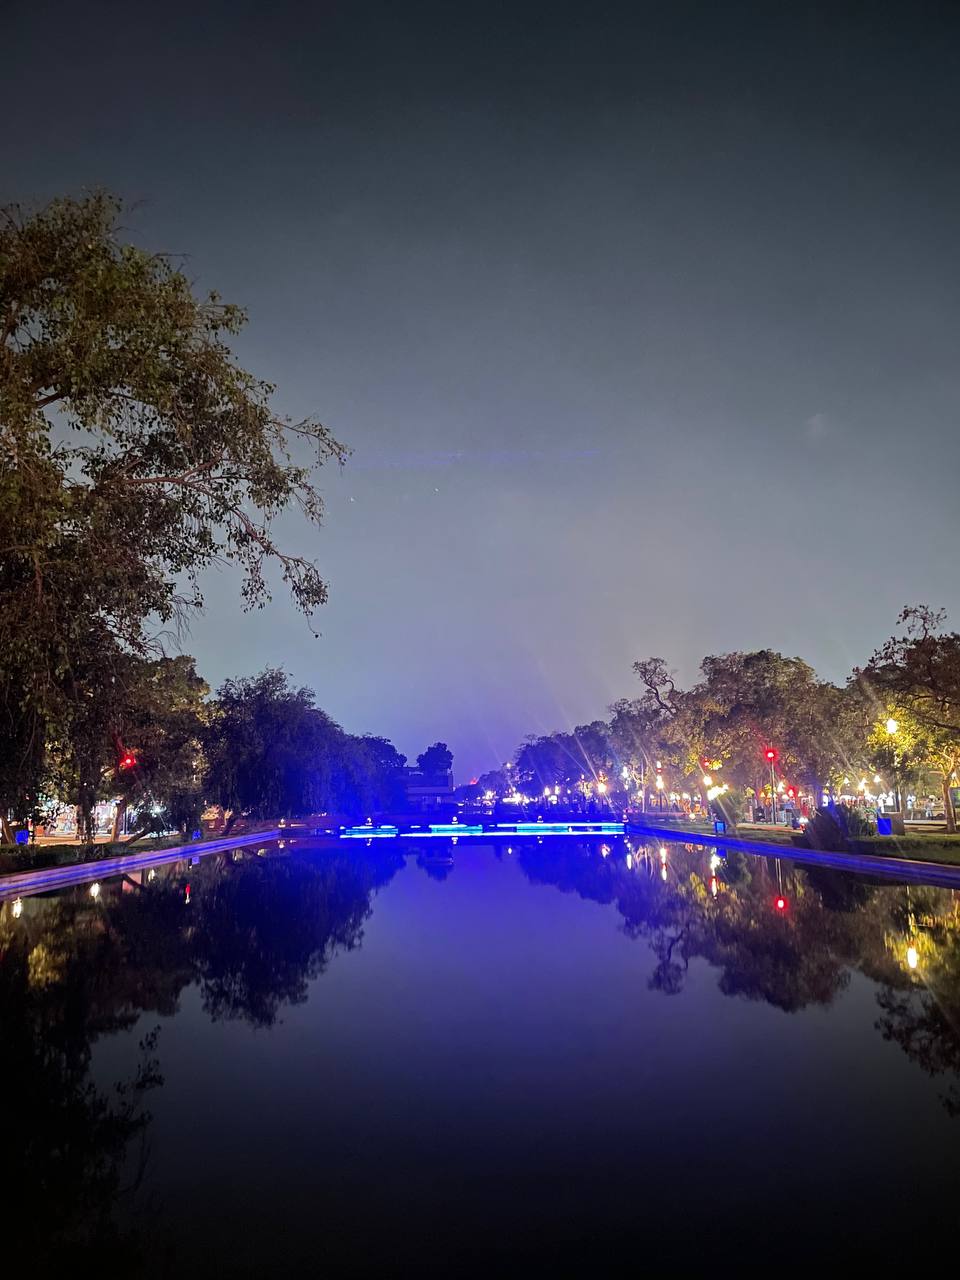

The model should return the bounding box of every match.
[5,1,959,775]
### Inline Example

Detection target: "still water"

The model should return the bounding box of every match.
[4,836,960,1275]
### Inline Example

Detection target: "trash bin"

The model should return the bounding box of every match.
[877,815,892,836]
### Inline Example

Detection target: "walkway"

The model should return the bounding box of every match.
[0,829,281,901]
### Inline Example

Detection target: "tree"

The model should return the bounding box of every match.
[863,607,960,831]
[416,742,453,776]
[108,656,209,840]
[514,733,580,791]
[203,670,407,822]
[35,650,208,843]
[476,768,508,796]
[512,723,615,798]
[619,658,713,791]
[0,193,345,824]
[204,670,341,824]
[615,650,863,815]
[350,735,408,810]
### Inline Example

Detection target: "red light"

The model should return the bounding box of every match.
[787,788,795,799]
[185,883,191,905]
[119,752,136,770]
[776,896,787,912]
[764,748,778,763]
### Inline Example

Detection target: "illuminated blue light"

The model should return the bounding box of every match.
[338,821,628,843]
[498,821,624,835]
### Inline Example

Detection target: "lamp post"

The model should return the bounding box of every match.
[764,748,779,825]
[655,760,664,812]
[886,717,903,813]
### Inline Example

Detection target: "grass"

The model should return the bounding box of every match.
[718,821,960,866]
[849,834,960,866]
[734,823,798,846]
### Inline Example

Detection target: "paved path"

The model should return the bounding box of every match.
[0,829,280,901]
[626,818,960,888]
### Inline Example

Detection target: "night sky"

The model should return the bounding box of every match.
[5,1,960,776]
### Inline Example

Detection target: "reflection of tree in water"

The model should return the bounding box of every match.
[516,839,960,1109]
[0,845,404,1264]
[412,845,456,881]
[873,886,960,1116]
[191,850,403,1025]
[0,900,163,1270]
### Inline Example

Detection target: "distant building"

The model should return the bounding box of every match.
[403,767,455,811]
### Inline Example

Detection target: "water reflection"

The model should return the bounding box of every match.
[414,845,457,881]
[2,836,959,1271]
[514,837,960,1110]
[0,843,403,1268]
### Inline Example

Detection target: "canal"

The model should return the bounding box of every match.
[4,835,959,1274]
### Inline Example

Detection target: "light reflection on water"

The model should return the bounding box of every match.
[3,837,959,1273]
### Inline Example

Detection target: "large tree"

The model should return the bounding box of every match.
[203,670,341,824]
[203,670,407,822]
[0,193,345,824]
[416,741,453,776]
[863,606,960,830]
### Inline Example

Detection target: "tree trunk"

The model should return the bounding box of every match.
[77,792,90,843]
[1,813,14,844]
[223,809,238,835]
[943,773,957,834]
[111,799,126,843]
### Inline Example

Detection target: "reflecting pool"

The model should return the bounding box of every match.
[4,836,960,1274]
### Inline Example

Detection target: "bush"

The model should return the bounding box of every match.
[713,788,746,828]
[840,806,876,838]
[800,807,850,853]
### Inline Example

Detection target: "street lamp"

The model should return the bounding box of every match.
[764,748,779,825]
[885,718,903,812]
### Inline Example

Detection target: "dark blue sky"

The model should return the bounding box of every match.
[5,1,960,776]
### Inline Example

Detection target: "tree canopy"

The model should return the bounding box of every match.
[416,741,453,776]
[204,669,407,823]
[1,193,345,824]
[862,606,960,829]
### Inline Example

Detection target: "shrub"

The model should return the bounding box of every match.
[840,806,876,838]
[713,788,746,828]
[800,807,849,853]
